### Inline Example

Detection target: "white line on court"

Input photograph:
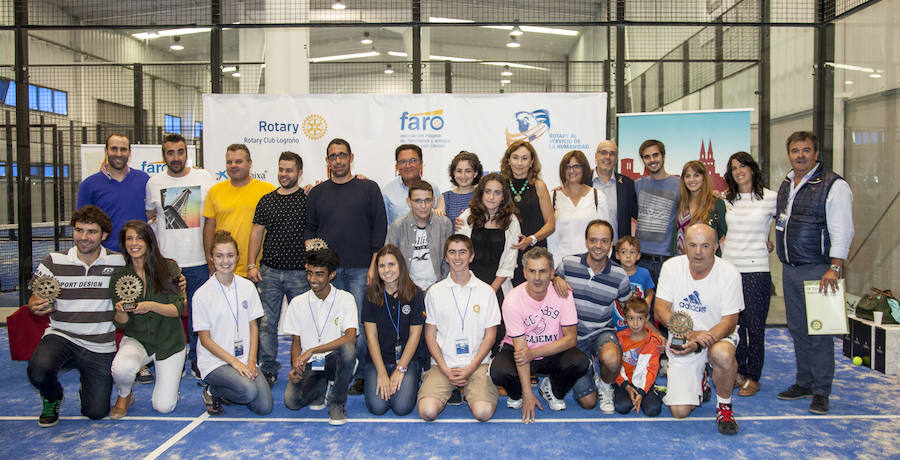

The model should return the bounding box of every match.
[3,413,899,424]
[143,412,209,460]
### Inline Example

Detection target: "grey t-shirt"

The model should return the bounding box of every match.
[634,175,680,256]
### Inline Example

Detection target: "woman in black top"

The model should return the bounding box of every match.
[362,244,426,416]
[500,140,555,285]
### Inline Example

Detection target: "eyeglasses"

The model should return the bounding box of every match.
[564,164,583,170]
[326,152,349,161]
[410,198,433,205]
[397,158,420,167]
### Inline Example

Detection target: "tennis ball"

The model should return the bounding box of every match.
[853,356,862,366]
[863,356,871,366]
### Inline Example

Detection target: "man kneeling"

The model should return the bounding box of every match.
[490,247,589,423]
[418,235,500,422]
[654,224,743,434]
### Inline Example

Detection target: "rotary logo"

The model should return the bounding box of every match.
[303,114,328,140]
[505,109,550,145]
[810,319,823,331]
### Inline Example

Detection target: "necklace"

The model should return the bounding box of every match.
[510,178,529,203]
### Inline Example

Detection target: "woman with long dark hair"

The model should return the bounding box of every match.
[500,140,555,285]
[436,151,483,231]
[109,220,185,419]
[362,244,426,415]
[671,160,727,256]
[721,151,777,397]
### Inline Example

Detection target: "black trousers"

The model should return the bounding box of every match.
[489,345,589,400]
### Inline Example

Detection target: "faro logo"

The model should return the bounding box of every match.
[140,161,167,174]
[400,110,445,131]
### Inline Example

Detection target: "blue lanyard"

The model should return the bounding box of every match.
[308,289,337,344]
[216,277,240,333]
[383,290,401,341]
[451,285,473,332]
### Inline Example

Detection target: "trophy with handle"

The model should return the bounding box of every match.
[667,311,694,350]
[116,275,143,312]
[31,274,62,312]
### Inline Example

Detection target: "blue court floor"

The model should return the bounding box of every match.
[1,327,899,459]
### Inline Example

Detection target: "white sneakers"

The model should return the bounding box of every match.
[594,372,615,414]
[538,377,566,411]
[506,397,523,409]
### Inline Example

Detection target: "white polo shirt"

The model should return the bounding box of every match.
[283,284,358,354]
[425,271,501,368]
[192,274,264,379]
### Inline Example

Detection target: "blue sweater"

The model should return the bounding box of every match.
[77,168,150,252]
[305,177,387,268]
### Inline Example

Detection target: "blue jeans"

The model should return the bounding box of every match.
[783,263,834,396]
[256,265,309,376]
[182,264,210,368]
[571,331,620,400]
[27,334,114,420]
[204,365,273,415]
[284,342,357,409]
[363,361,420,416]
[331,267,368,379]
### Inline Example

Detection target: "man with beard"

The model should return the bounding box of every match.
[145,133,216,379]
[77,133,150,252]
[305,138,387,395]
[633,139,680,286]
[202,143,276,278]
[247,151,311,387]
[554,219,632,414]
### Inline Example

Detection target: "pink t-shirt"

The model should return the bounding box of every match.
[501,283,578,353]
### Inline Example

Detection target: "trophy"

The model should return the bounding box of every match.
[115,275,143,311]
[31,275,61,311]
[667,311,694,350]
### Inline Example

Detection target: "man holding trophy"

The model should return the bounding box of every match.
[654,223,744,435]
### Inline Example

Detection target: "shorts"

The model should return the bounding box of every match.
[417,363,498,405]
[571,331,621,400]
[663,330,738,407]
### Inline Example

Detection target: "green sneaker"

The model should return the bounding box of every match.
[39,396,63,427]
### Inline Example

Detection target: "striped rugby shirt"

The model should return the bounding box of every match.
[556,254,632,341]
[32,246,125,354]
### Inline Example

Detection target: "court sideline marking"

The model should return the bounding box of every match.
[143,412,209,460]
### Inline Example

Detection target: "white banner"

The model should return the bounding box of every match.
[80,144,197,180]
[202,93,607,192]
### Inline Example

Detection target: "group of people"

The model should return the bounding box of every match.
[25,129,853,434]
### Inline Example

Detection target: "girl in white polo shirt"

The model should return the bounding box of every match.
[192,230,272,416]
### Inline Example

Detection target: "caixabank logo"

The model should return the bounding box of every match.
[505,109,550,145]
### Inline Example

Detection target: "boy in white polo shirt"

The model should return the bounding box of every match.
[418,234,501,422]
[282,243,358,426]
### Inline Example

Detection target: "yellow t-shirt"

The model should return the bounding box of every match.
[203,179,276,277]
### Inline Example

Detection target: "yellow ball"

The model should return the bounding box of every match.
[853,356,863,366]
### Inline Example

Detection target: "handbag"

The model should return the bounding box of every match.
[855,287,898,324]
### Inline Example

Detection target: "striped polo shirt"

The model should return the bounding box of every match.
[33,246,125,354]
[556,253,632,341]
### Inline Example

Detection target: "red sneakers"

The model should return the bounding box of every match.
[716,402,739,435]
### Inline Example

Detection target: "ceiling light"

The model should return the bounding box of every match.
[170,44,184,51]
[132,27,211,40]
[388,51,407,57]
[384,64,394,74]
[331,0,346,10]
[869,73,882,78]
[232,72,241,77]
[510,23,524,37]
[483,25,579,36]
[429,54,479,62]
[482,62,549,71]
[506,36,520,48]
[222,66,237,72]
[501,65,512,76]
[845,80,854,85]
[428,17,474,23]
[361,32,372,45]
[309,50,380,62]
[501,79,511,84]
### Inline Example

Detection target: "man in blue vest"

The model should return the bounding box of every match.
[774,131,854,415]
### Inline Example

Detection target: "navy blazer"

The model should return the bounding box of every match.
[593,172,638,240]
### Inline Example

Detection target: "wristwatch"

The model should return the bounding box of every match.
[830,264,842,275]
[396,365,408,373]
[246,264,258,270]
[529,235,538,247]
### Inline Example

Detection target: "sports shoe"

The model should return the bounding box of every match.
[191,362,201,380]
[701,364,712,403]
[109,393,135,420]
[538,377,566,411]
[136,366,154,384]
[264,372,278,388]
[348,378,365,396]
[777,384,813,400]
[448,388,464,406]
[309,394,327,411]
[595,379,615,414]
[202,387,224,416]
[38,396,63,428]
[809,395,829,414]
[328,404,346,426]
[716,402,739,435]
[506,397,523,409]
